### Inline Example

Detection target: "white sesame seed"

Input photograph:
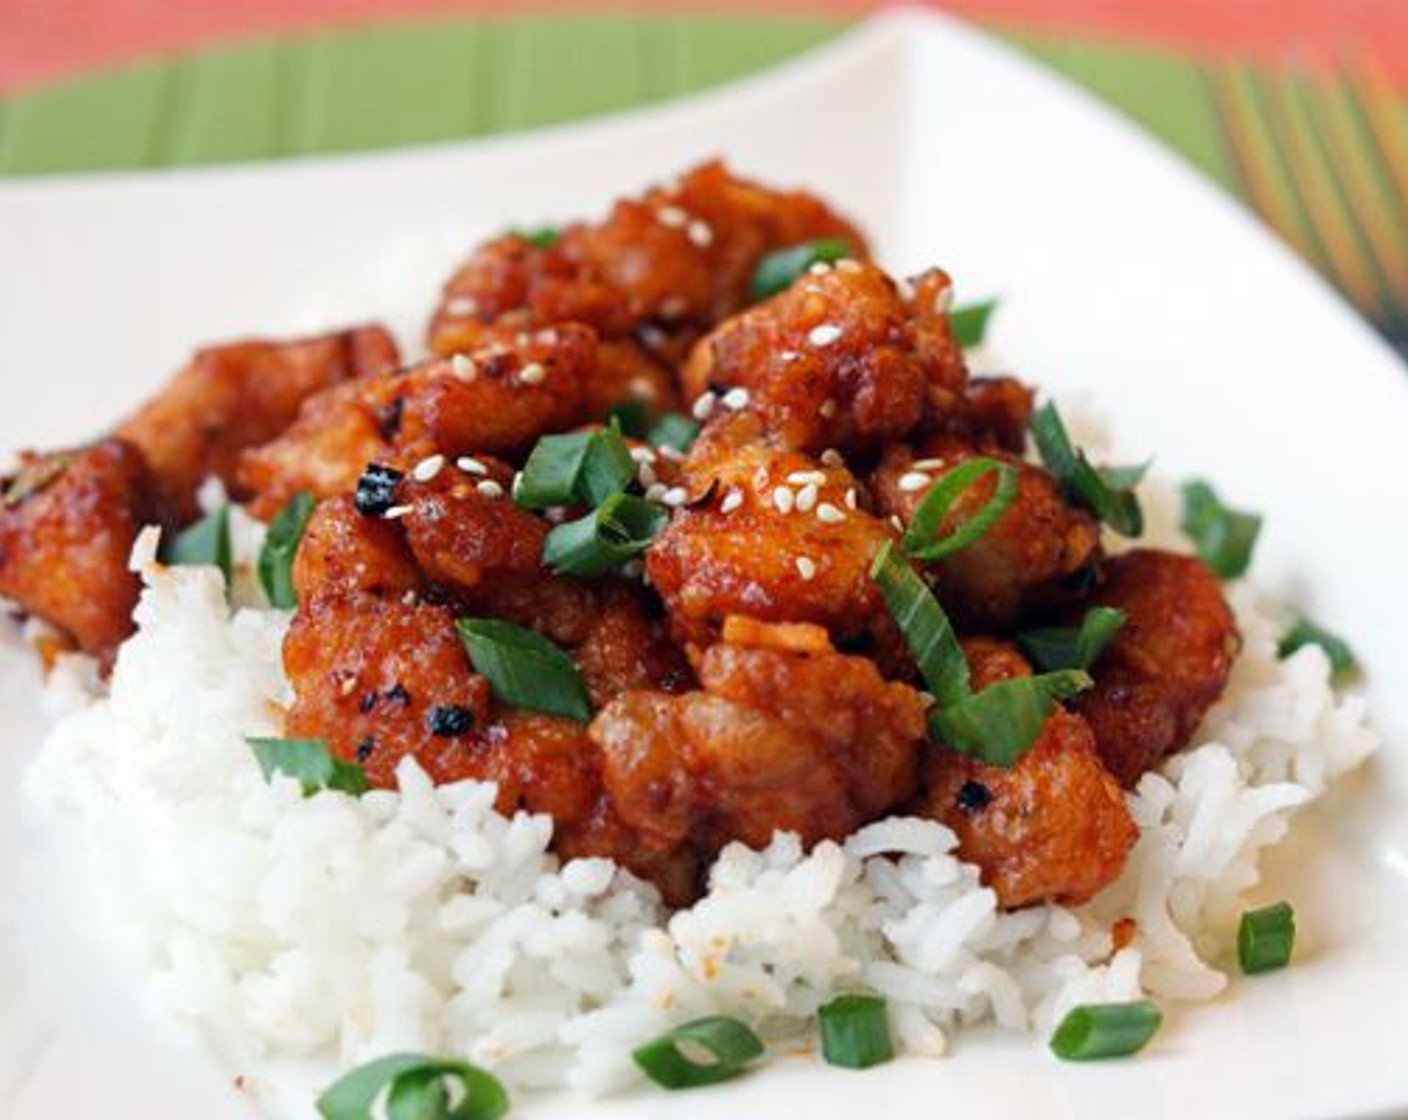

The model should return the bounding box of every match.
[807,261,832,275]
[476,480,504,498]
[720,386,750,410]
[656,445,685,462]
[545,506,567,524]
[629,375,655,397]
[620,559,645,580]
[339,676,358,697]
[661,296,688,319]
[918,691,937,708]
[795,484,819,512]
[845,487,858,510]
[662,486,689,508]
[898,471,932,493]
[518,362,546,385]
[691,391,717,421]
[657,205,688,228]
[687,219,714,248]
[511,472,523,498]
[645,482,668,503]
[456,456,489,476]
[778,350,801,362]
[910,458,950,471]
[816,502,845,524]
[383,504,412,520]
[445,296,478,316]
[450,354,476,381]
[890,514,906,532]
[819,398,838,419]
[772,486,795,514]
[629,446,657,464]
[720,487,744,514]
[807,324,843,347]
[786,470,827,486]
[401,590,419,607]
[836,259,862,274]
[637,463,658,488]
[535,328,559,345]
[796,556,817,581]
[411,454,445,482]
[820,449,844,466]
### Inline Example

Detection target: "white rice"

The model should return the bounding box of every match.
[22,479,1378,1113]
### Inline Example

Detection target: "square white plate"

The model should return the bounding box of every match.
[2,11,1406,1119]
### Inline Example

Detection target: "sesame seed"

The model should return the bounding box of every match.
[535,328,559,345]
[786,470,827,486]
[645,482,668,503]
[383,504,413,520]
[445,296,478,316]
[620,559,645,580]
[638,463,658,488]
[898,471,933,492]
[918,691,937,708]
[890,514,906,532]
[807,324,843,347]
[844,488,858,510]
[796,557,817,581]
[687,220,714,248]
[691,391,717,421]
[795,484,819,512]
[450,354,476,381]
[411,454,445,482]
[778,350,801,362]
[820,449,844,466]
[518,362,546,385]
[661,296,688,319]
[476,480,504,498]
[910,458,950,471]
[819,398,838,419]
[511,472,523,498]
[807,261,832,275]
[816,502,845,524]
[656,445,684,462]
[661,486,689,508]
[657,205,688,228]
[456,456,489,476]
[772,486,795,514]
[836,259,862,274]
[339,676,358,697]
[720,488,744,514]
[629,446,657,464]
[720,387,750,410]
[545,506,567,523]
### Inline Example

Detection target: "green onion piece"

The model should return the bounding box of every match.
[930,669,1093,767]
[1180,479,1262,579]
[1030,402,1148,538]
[1050,1001,1163,1061]
[578,420,635,506]
[515,423,633,510]
[456,618,592,722]
[1238,901,1295,974]
[902,456,1020,562]
[258,491,315,609]
[632,1016,765,1090]
[749,237,854,300]
[165,504,233,586]
[818,995,894,1070]
[606,399,651,439]
[1018,606,1128,672]
[950,298,998,349]
[508,225,560,249]
[316,1052,508,1120]
[1278,616,1356,677]
[247,737,367,797]
[648,412,699,454]
[543,492,668,578]
[870,542,970,708]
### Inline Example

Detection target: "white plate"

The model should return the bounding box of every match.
[2,11,1406,1119]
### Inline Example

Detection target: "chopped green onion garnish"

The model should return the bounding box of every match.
[749,238,853,300]
[1278,617,1356,677]
[164,504,233,586]
[456,618,592,722]
[606,399,651,439]
[902,456,1019,561]
[632,1016,765,1090]
[316,1052,508,1120]
[578,420,635,506]
[258,491,315,609]
[1050,1000,1162,1061]
[1238,901,1295,974]
[1180,480,1261,579]
[870,542,969,708]
[1018,606,1128,672]
[247,737,367,797]
[931,669,1092,767]
[648,412,699,454]
[950,298,998,349]
[543,492,668,578]
[1030,402,1147,538]
[508,225,560,249]
[515,422,633,510]
[818,995,894,1070]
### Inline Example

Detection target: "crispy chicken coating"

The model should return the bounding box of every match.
[292,495,422,601]
[871,435,1101,630]
[1062,548,1240,786]
[590,626,926,858]
[914,638,1136,909]
[117,325,398,521]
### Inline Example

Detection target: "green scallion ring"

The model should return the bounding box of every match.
[632,1016,765,1090]
[1238,901,1295,974]
[1049,1000,1162,1061]
[818,994,894,1070]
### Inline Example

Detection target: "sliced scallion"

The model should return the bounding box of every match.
[749,238,853,300]
[1030,402,1148,537]
[578,420,635,506]
[930,669,1092,767]
[1050,1000,1162,1061]
[543,492,668,577]
[456,618,592,722]
[258,491,315,609]
[902,456,1020,562]
[1018,606,1128,672]
[165,504,233,586]
[508,225,560,249]
[1238,901,1295,974]
[950,298,998,349]
[316,1052,508,1120]
[1180,480,1261,579]
[1278,617,1355,677]
[632,1016,765,1090]
[648,412,700,454]
[818,994,894,1070]
[606,399,651,439]
[515,422,633,510]
[870,542,969,708]
[247,737,367,797]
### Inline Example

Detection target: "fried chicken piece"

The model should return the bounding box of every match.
[681,262,964,455]
[914,638,1136,909]
[292,495,421,602]
[1061,548,1240,786]
[871,435,1101,630]
[239,325,592,517]
[117,325,398,521]
[0,439,163,669]
[948,376,1035,454]
[590,629,926,858]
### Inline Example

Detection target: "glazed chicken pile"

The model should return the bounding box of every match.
[0,163,1239,908]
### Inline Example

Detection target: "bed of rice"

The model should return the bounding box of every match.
[21,480,1379,1110]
